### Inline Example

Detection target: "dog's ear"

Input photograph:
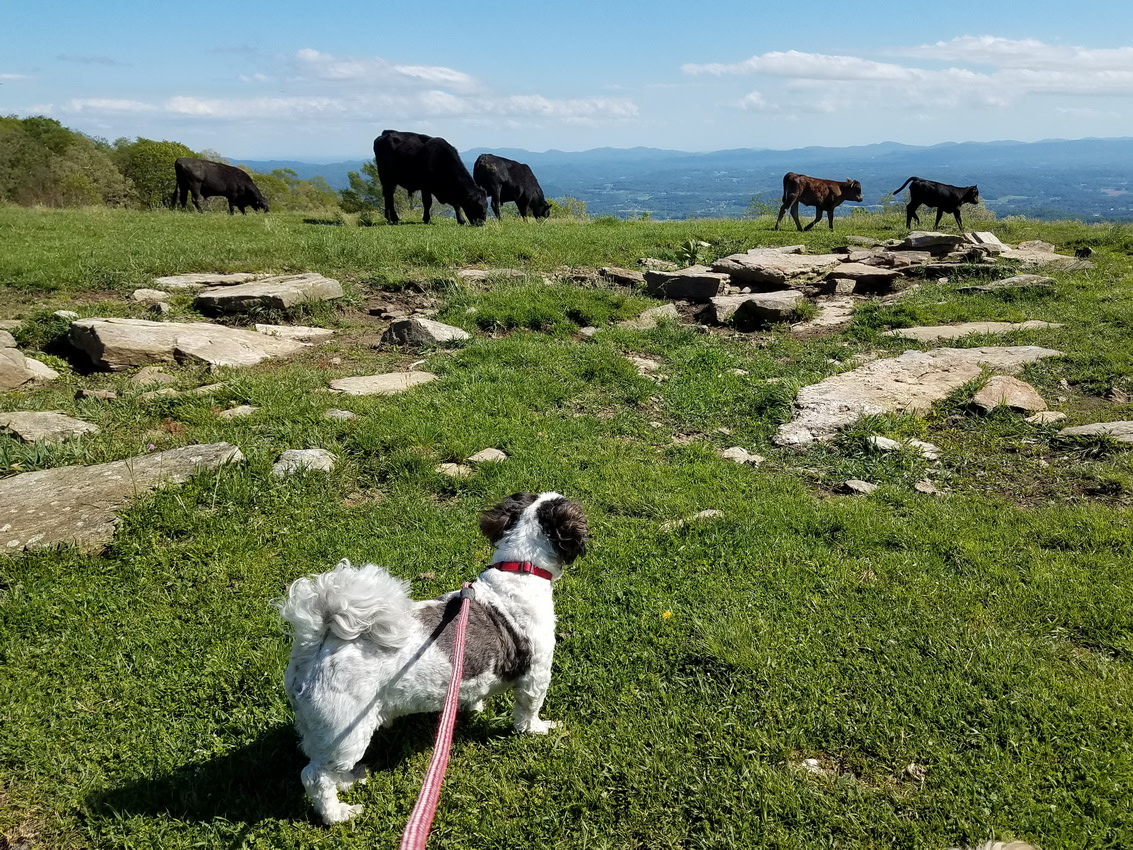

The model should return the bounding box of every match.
[479,492,539,542]
[537,497,589,564]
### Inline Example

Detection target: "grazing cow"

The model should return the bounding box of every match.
[473,153,552,221]
[892,176,980,231]
[373,130,487,226]
[774,172,863,231]
[172,157,269,214]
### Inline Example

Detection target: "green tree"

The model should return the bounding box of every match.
[0,115,128,207]
[113,137,195,209]
[338,161,384,213]
[252,167,339,212]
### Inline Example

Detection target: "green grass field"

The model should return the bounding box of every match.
[1,206,1131,849]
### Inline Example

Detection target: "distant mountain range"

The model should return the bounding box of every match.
[241,137,1133,222]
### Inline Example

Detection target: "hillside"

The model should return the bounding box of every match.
[243,137,1133,222]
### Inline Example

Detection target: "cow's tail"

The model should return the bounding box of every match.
[891,176,916,195]
[275,559,417,654]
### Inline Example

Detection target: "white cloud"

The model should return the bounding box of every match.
[70,98,155,113]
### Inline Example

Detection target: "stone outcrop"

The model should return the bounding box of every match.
[970,376,1048,412]
[958,274,1056,294]
[69,318,309,371]
[0,443,244,553]
[0,411,99,443]
[708,291,806,326]
[153,273,260,290]
[193,272,344,314]
[1058,421,1133,443]
[381,317,470,346]
[775,345,1063,446]
[644,265,730,301]
[328,372,437,396]
[712,250,843,288]
[884,320,1062,342]
[1,346,37,390]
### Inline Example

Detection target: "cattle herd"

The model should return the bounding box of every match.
[172,130,981,231]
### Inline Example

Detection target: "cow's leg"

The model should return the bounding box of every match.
[790,202,804,231]
[228,198,237,215]
[774,198,792,230]
[455,205,466,225]
[802,207,824,231]
[826,208,835,230]
[190,189,205,213]
[953,210,965,231]
[934,208,945,229]
[421,192,433,224]
[382,187,399,224]
[491,196,502,220]
[905,203,920,229]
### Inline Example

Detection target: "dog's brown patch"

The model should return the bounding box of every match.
[416,598,532,681]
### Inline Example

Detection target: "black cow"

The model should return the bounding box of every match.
[892,176,980,231]
[172,157,269,214]
[373,130,487,226]
[774,172,863,231]
[473,153,551,221]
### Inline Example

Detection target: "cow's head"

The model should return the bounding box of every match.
[467,188,488,226]
[844,179,863,202]
[532,199,552,220]
[964,185,980,205]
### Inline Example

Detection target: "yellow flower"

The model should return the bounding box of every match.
[661,610,673,620]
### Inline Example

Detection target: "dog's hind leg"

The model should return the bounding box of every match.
[298,704,385,824]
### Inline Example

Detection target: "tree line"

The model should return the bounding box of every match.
[0,115,341,212]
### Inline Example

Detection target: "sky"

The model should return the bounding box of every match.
[4,0,1133,162]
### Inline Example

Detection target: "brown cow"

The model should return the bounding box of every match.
[774,172,863,231]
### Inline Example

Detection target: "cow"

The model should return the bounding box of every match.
[774,172,863,231]
[172,157,269,214]
[373,130,487,226]
[892,176,980,231]
[473,153,552,221]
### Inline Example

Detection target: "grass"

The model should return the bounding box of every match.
[1,206,1132,849]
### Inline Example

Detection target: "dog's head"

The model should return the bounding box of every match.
[480,492,588,566]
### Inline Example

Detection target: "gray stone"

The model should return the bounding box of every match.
[0,411,100,443]
[131,288,171,303]
[620,303,680,330]
[217,405,260,419]
[272,448,336,476]
[76,389,118,401]
[193,273,344,314]
[791,297,855,335]
[324,408,357,421]
[0,330,15,347]
[1058,421,1133,443]
[600,266,646,285]
[153,272,259,290]
[822,262,903,291]
[54,310,79,320]
[712,251,842,287]
[456,268,530,281]
[468,448,508,463]
[329,371,437,396]
[709,291,806,325]
[70,318,309,371]
[659,509,724,532]
[435,462,474,478]
[22,358,59,382]
[957,274,1056,294]
[895,232,968,251]
[628,356,661,375]
[971,376,1048,413]
[382,317,470,346]
[254,324,335,341]
[0,348,36,390]
[775,346,1062,446]
[720,446,765,466]
[840,479,878,495]
[1026,410,1066,425]
[644,265,730,301]
[999,241,1086,268]
[0,442,243,553]
[884,320,1062,342]
[0,320,22,331]
[131,366,178,386]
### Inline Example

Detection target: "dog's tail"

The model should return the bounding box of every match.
[276,559,417,650]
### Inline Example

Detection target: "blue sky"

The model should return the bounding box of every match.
[4,0,1132,161]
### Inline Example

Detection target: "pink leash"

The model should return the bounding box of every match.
[399,583,476,850]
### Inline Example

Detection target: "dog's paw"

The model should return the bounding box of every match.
[337,765,368,791]
[322,802,364,824]
[515,718,558,734]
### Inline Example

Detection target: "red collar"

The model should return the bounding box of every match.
[491,561,554,581]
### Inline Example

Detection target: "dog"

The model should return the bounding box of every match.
[276,491,588,824]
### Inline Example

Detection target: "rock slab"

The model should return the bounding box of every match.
[329,372,437,396]
[69,318,309,371]
[193,273,344,314]
[0,411,100,443]
[775,346,1062,446]
[0,442,244,553]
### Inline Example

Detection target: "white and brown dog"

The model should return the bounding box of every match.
[276,491,588,824]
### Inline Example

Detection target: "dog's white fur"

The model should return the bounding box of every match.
[276,492,586,824]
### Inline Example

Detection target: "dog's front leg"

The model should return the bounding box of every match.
[512,660,557,734]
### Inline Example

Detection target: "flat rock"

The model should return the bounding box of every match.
[712,251,842,287]
[153,273,260,290]
[709,291,806,325]
[436,462,473,478]
[999,242,1086,268]
[0,442,243,553]
[823,262,904,290]
[468,448,508,463]
[329,371,437,396]
[894,232,968,251]
[131,288,172,303]
[644,265,729,301]
[619,303,679,330]
[0,411,99,443]
[69,318,309,371]
[1058,421,1133,443]
[24,357,58,382]
[600,266,646,285]
[324,408,357,421]
[720,446,765,466]
[840,479,878,495]
[1027,410,1066,425]
[775,345,1062,446]
[217,405,260,419]
[272,448,336,476]
[382,317,470,346]
[254,324,335,341]
[971,375,1047,412]
[193,273,344,314]
[791,297,855,335]
[957,274,1056,294]
[884,320,1062,342]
